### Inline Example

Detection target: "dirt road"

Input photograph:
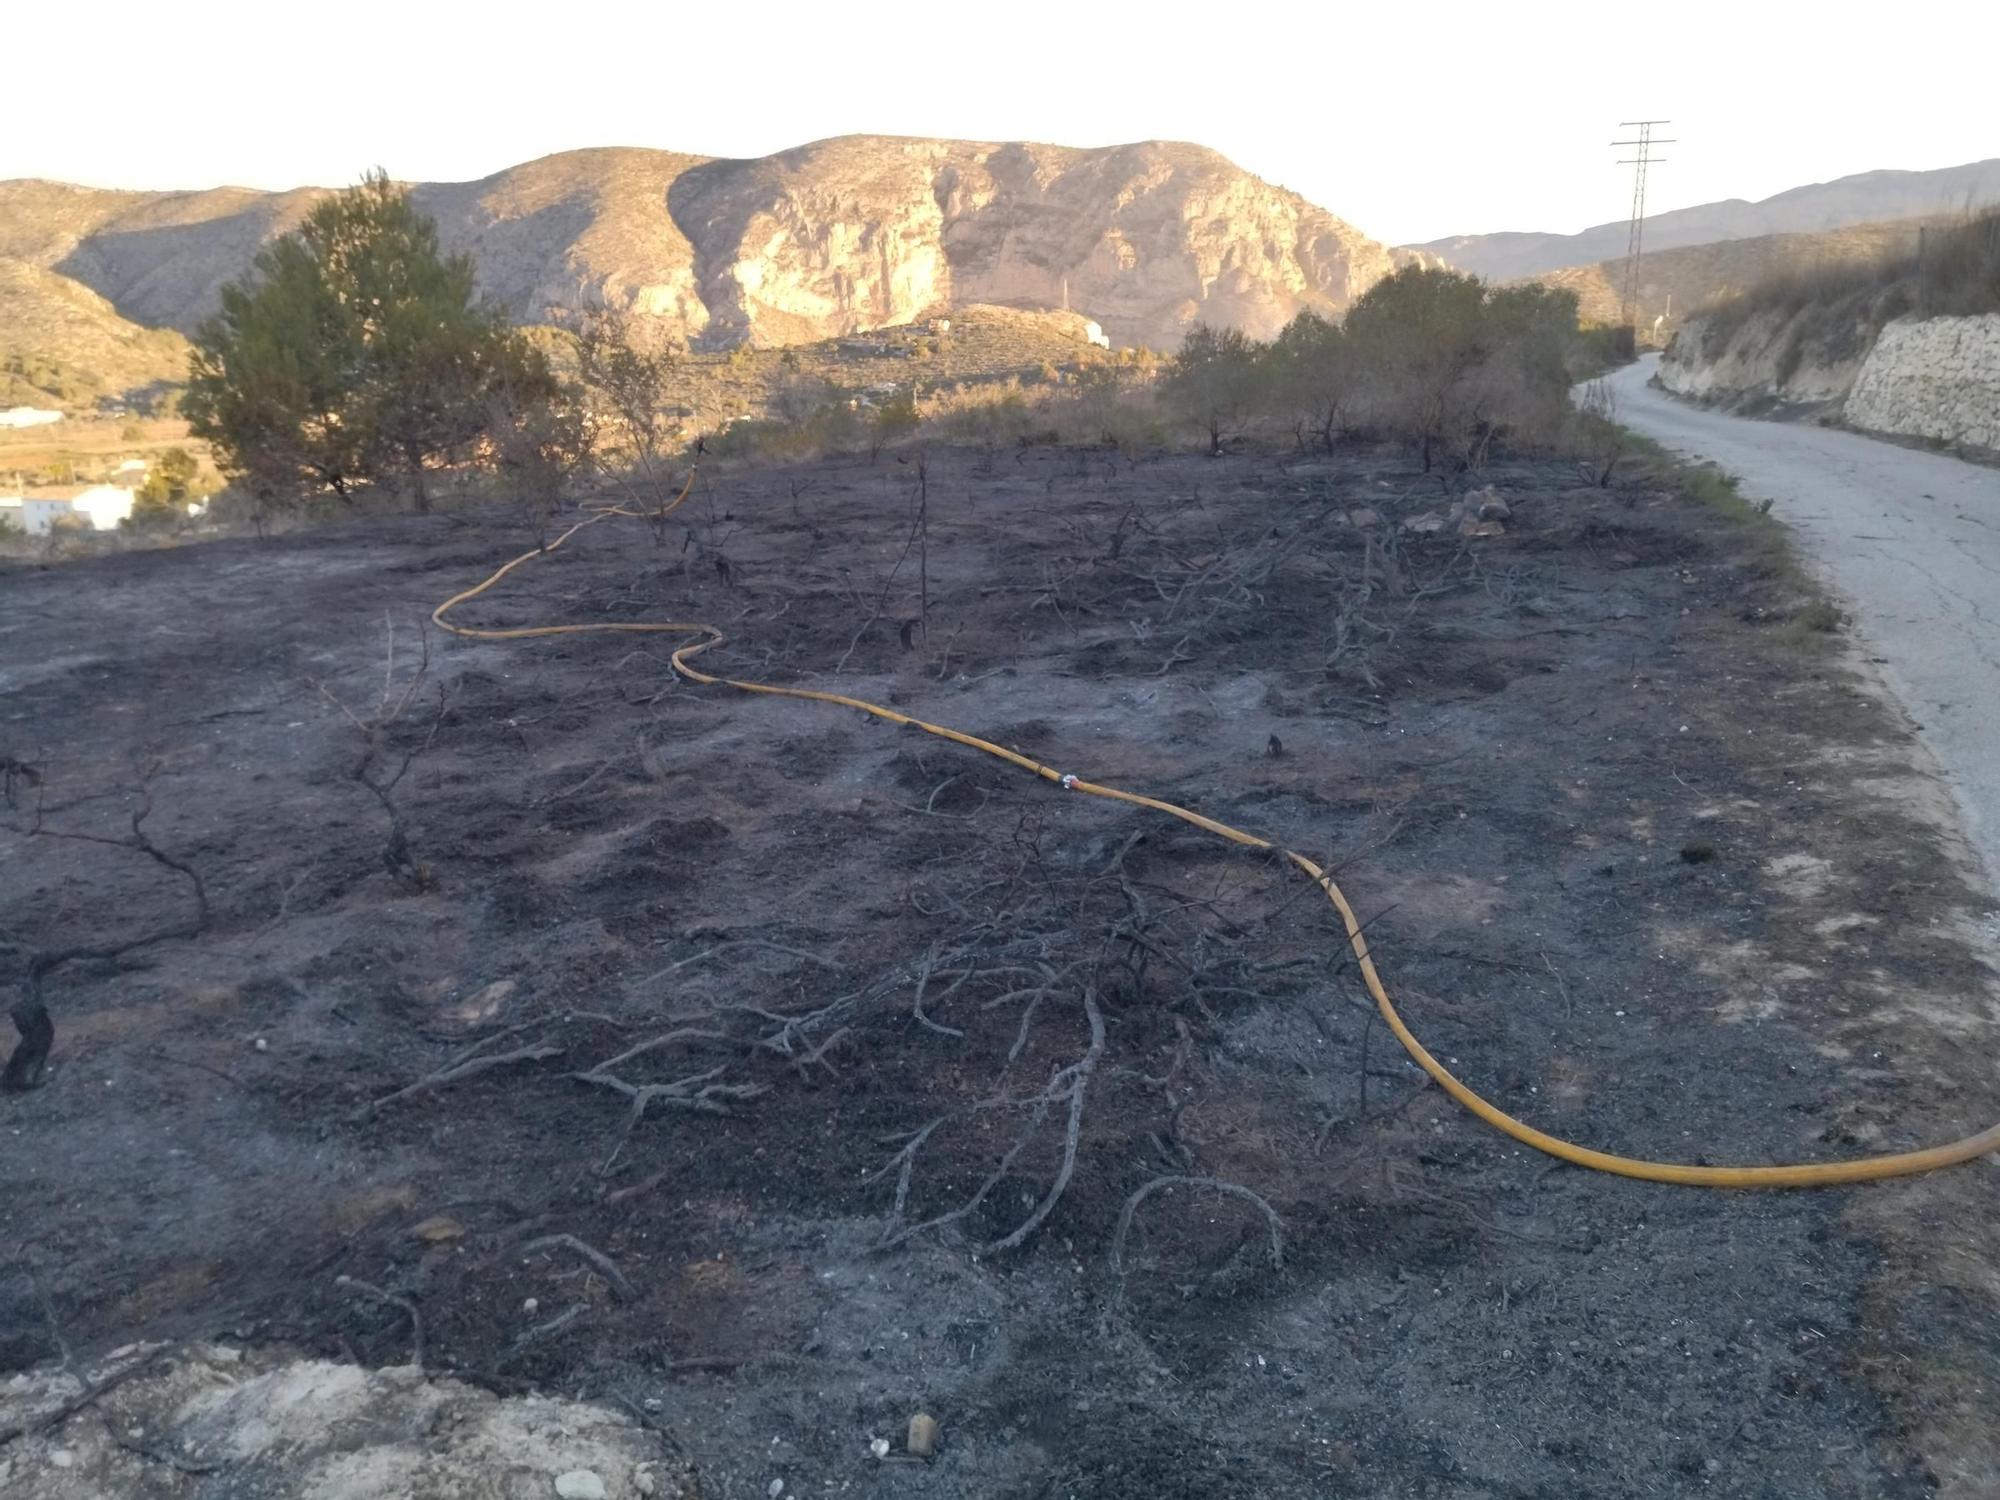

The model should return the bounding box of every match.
[1605,355,2000,891]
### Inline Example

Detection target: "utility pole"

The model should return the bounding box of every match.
[1612,120,1674,335]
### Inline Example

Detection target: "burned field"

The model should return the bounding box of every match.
[4,446,1998,1498]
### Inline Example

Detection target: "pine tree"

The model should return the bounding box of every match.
[186,171,562,511]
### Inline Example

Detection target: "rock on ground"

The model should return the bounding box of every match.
[0,1344,694,1499]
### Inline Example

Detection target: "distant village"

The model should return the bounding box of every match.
[0,405,208,535]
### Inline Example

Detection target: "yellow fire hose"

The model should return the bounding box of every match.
[432,475,2000,1188]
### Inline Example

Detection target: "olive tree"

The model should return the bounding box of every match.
[1342,266,1490,470]
[1166,324,1264,455]
[1264,311,1349,453]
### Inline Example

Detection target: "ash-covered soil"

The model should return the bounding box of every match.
[3,446,1997,1498]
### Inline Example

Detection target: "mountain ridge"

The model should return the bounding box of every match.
[0,136,1397,392]
[1405,157,2000,281]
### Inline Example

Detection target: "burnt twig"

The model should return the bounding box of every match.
[2,998,54,1092]
[0,1347,172,1450]
[519,1233,637,1302]
[313,616,447,890]
[1110,1175,1285,1274]
[351,1027,563,1121]
[334,1275,423,1369]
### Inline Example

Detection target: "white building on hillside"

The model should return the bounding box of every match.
[1083,320,1110,349]
[0,407,63,429]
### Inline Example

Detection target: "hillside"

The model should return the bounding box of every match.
[0,137,1396,365]
[1532,216,1935,332]
[1656,206,2000,452]
[0,256,190,410]
[666,303,1129,431]
[1410,157,2000,281]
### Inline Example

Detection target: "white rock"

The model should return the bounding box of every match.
[555,1470,608,1500]
[634,1470,659,1497]
[768,1480,785,1498]
[49,1449,75,1469]
[870,1437,891,1460]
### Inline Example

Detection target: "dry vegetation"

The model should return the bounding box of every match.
[568,304,1148,447]
[0,258,190,412]
[6,266,1630,564]
[0,417,216,487]
[696,269,1618,482]
[1689,206,2000,357]
[1532,216,1943,343]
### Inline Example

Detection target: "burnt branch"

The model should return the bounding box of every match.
[351,1025,565,1121]
[313,616,448,890]
[1110,1175,1285,1275]
[333,1275,423,1370]
[2,767,214,1091]
[874,987,1107,1255]
[518,1233,638,1302]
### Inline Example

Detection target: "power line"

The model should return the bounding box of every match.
[1612,120,1675,332]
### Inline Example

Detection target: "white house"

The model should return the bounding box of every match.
[0,407,63,430]
[0,496,77,535]
[71,484,134,530]
[1083,320,1110,349]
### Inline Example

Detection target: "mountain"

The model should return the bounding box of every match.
[0,256,190,409]
[1406,158,2000,281]
[0,137,1397,388]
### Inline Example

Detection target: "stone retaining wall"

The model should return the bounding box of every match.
[1845,314,2000,451]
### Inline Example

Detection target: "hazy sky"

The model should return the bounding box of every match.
[8,1,1997,245]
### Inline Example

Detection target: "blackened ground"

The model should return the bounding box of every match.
[3,445,1998,1499]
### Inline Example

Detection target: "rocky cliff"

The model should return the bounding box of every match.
[1656,306,1877,414]
[0,137,1397,370]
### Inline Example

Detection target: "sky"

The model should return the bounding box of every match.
[7,1,1998,246]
